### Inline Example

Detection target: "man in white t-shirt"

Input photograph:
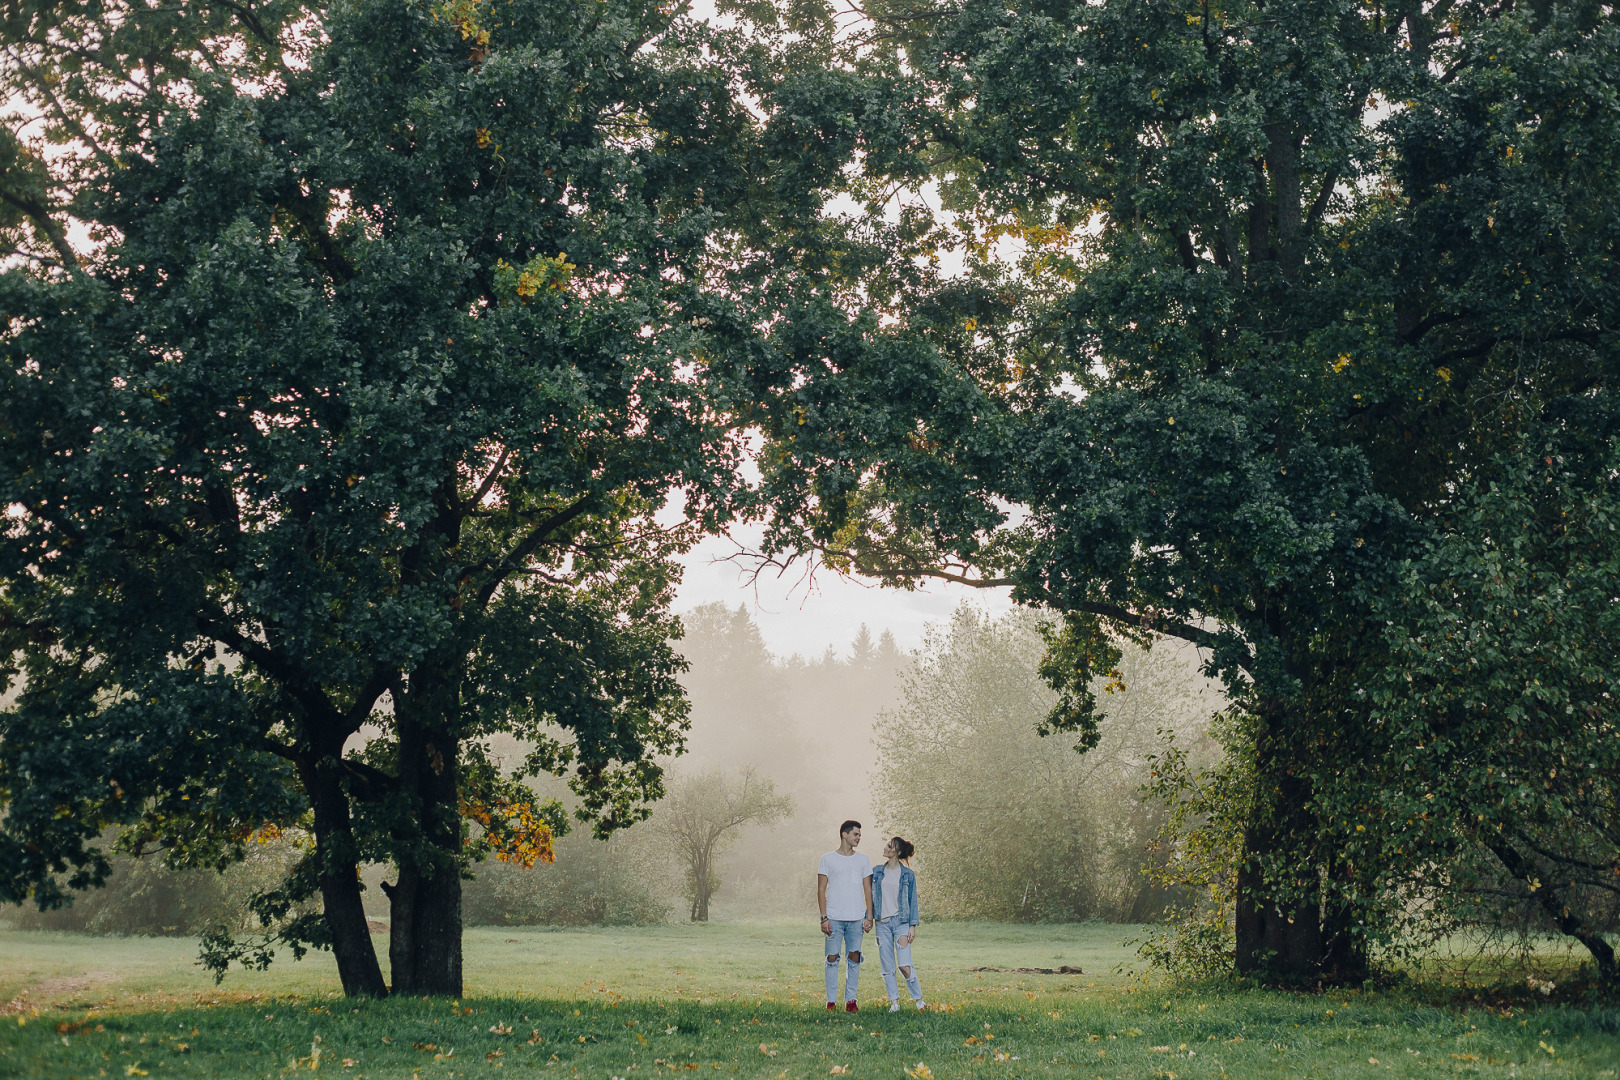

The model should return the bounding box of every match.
[817,820,874,1012]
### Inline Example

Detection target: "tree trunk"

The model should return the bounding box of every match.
[302,758,389,998]
[1264,124,1302,280]
[1233,703,1338,982]
[386,701,465,996]
[1233,831,1325,980]
[388,859,463,995]
[691,847,711,922]
[1321,897,1370,983]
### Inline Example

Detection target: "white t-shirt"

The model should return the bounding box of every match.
[818,851,873,921]
[880,867,901,919]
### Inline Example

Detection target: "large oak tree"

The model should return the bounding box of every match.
[0,0,881,996]
[751,0,1620,980]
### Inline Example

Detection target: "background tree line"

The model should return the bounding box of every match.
[8,603,1214,934]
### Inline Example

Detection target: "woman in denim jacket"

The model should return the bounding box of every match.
[871,837,925,1012]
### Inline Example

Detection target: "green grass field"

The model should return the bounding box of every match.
[2,922,1618,1079]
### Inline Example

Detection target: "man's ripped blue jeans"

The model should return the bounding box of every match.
[823,919,863,1003]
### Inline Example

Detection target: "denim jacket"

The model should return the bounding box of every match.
[869,863,918,926]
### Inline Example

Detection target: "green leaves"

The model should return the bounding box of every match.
[1,0,860,992]
[742,0,1620,979]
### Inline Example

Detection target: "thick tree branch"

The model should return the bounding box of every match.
[1175,231,1198,272]
[473,495,595,608]
[0,189,79,270]
[1304,168,1338,232]
[342,668,396,732]
[200,617,342,727]
[1486,837,1618,985]
[467,446,513,510]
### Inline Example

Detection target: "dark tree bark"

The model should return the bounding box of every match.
[301,757,389,998]
[386,685,465,996]
[1233,703,1365,983]
[1234,840,1325,979]
[690,843,713,922]
[1264,124,1302,280]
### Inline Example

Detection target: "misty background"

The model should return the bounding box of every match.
[6,595,1225,934]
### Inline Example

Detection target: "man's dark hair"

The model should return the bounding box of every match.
[839,819,862,836]
[891,836,915,861]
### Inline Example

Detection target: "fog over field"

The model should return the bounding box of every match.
[661,584,1224,924]
[2,534,1221,936]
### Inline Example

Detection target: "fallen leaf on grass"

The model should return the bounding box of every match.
[964,1037,981,1046]
[490,1023,513,1035]
[1368,1058,1378,1065]
[342,1059,357,1068]
[413,1043,438,1052]
[488,1050,505,1061]
[903,1063,933,1080]
[528,1031,544,1045]
[830,1066,849,1074]
[758,1044,777,1057]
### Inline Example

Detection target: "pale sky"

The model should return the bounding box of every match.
[673,525,1016,660]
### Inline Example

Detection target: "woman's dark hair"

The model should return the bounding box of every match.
[890,836,915,861]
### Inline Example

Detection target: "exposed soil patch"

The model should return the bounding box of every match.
[3,970,115,1013]
[967,965,1084,975]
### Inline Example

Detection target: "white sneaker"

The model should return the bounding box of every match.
[915,1001,926,1010]
[889,1003,900,1013]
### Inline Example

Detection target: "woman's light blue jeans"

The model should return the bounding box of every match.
[875,916,923,1005]
[823,919,863,1003]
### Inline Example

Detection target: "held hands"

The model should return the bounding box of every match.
[862,915,874,933]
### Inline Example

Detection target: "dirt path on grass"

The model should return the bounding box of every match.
[2,970,115,1014]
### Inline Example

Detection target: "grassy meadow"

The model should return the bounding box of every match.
[2,921,1619,1079]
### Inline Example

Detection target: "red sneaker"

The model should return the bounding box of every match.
[826,1002,837,1011]
[845,1001,859,1013]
